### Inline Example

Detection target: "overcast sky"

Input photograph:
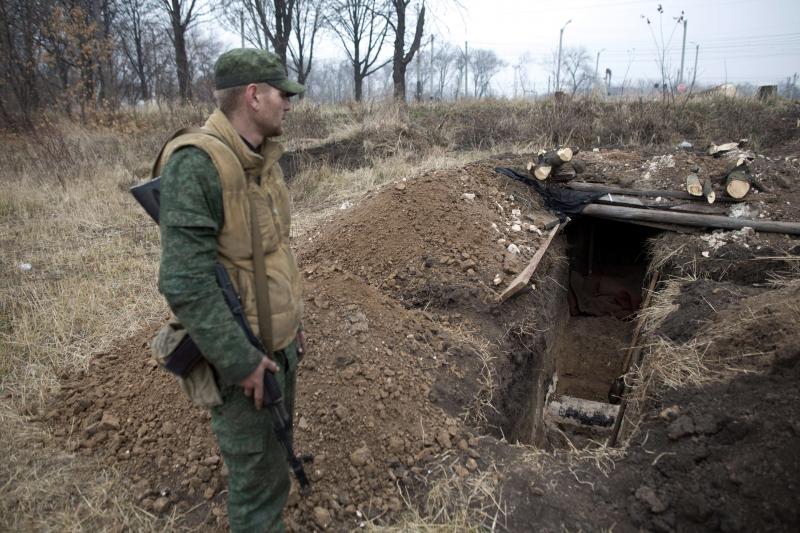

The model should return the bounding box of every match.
[218,0,800,96]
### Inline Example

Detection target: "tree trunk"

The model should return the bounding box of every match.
[172,22,191,100]
[273,0,292,69]
[391,1,406,101]
[134,28,149,101]
[391,1,424,102]
[354,66,363,102]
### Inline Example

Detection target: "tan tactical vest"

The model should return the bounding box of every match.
[154,109,303,351]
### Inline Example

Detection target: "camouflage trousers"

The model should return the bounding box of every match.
[210,340,299,533]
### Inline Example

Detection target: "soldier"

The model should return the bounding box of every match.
[154,48,306,532]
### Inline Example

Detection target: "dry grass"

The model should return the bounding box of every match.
[1,97,797,529]
[0,122,169,530]
[374,453,507,533]
[616,274,800,445]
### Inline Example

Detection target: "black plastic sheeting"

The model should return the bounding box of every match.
[494,167,604,220]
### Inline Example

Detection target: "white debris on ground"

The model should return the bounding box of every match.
[463,192,476,201]
[507,243,520,254]
[728,203,760,219]
[340,200,353,210]
[17,262,32,271]
[644,154,676,173]
[699,227,756,253]
[678,141,693,150]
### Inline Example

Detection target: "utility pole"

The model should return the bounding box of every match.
[513,65,520,98]
[594,48,605,82]
[429,35,434,98]
[678,18,687,84]
[690,43,699,90]
[464,41,469,99]
[416,33,422,101]
[555,19,571,92]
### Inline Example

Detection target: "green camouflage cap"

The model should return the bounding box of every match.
[214,48,305,95]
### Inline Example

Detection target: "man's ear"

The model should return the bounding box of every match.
[244,83,260,110]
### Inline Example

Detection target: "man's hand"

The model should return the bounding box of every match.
[297,329,307,358]
[238,356,279,410]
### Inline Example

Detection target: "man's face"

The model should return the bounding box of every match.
[254,83,291,138]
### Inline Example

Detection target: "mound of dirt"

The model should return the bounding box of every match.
[45,157,569,530]
[43,146,800,532]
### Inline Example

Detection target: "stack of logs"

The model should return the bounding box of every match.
[526,147,585,182]
[687,141,754,203]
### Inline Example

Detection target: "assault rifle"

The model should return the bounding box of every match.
[130,178,311,494]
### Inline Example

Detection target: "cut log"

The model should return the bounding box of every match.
[726,169,751,199]
[708,142,738,156]
[526,160,552,181]
[532,163,552,180]
[581,203,800,234]
[499,222,563,302]
[570,159,586,174]
[539,147,573,167]
[685,174,703,196]
[702,178,716,204]
[550,162,578,182]
[546,395,619,430]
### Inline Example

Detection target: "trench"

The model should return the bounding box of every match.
[510,217,659,447]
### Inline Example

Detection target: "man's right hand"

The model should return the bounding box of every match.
[238,356,279,410]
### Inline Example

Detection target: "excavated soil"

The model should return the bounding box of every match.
[44,142,800,531]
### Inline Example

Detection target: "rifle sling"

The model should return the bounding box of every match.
[249,193,275,355]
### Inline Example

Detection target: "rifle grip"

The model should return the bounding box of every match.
[263,372,283,405]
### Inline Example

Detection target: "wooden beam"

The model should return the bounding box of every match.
[580,204,800,235]
[547,395,619,430]
[565,182,743,203]
[498,222,563,302]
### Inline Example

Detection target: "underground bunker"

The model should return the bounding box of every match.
[502,216,659,448]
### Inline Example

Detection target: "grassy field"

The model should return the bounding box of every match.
[1,97,796,530]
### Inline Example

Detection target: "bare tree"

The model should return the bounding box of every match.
[156,0,205,100]
[288,0,323,90]
[327,0,390,101]
[470,48,503,98]
[388,0,424,101]
[561,46,592,96]
[641,5,684,99]
[225,1,294,67]
[430,40,458,99]
[0,0,44,127]
[187,27,223,102]
[118,0,154,101]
